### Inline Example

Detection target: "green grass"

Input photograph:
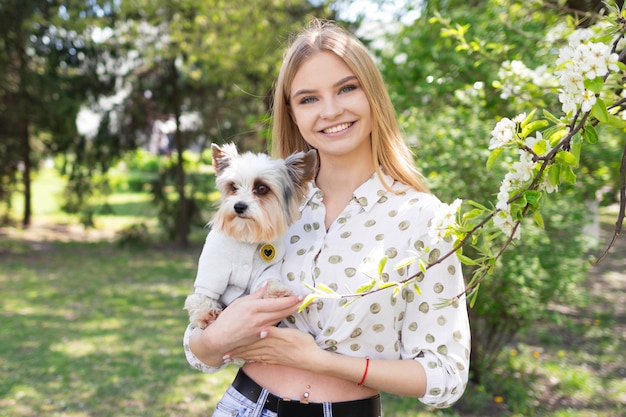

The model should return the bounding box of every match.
[1,169,624,417]
[0,240,233,417]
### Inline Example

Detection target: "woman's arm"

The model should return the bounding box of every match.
[225,325,428,398]
[187,283,304,368]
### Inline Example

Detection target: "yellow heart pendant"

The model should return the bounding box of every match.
[259,243,276,262]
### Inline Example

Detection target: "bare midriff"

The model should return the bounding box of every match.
[243,362,379,403]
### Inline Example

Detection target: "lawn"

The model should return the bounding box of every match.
[1,171,624,417]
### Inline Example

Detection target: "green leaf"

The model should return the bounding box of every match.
[469,284,480,308]
[524,190,542,208]
[462,208,483,221]
[316,283,336,294]
[377,256,388,276]
[542,109,562,124]
[520,109,537,128]
[533,209,545,229]
[583,77,604,94]
[486,147,504,170]
[356,280,376,293]
[413,282,422,296]
[520,120,549,138]
[394,256,416,270]
[377,281,397,289]
[583,125,599,144]
[467,199,491,211]
[571,139,582,166]
[457,252,478,265]
[544,126,569,146]
[533,139,547,155]
[560,165,577,184]
[547,165,560,186]
[591,99,609,122]
[555,151,577,166]
[606,113,626,129]
[298,294,318,312]
[392,286,401,300]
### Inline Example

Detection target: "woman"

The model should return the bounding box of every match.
[184,19,470,416]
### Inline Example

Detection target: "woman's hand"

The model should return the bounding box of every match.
[189,283,303,366]
[225,325,324,370]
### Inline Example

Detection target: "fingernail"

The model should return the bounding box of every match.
[260,330,268,339]
[222,354,231,363]
[297,295,304,301]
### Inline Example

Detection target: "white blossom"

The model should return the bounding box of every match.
[581,88,597,112]
[539,175,558,194]
[512,112,527,124]
[497,60,557,100]
[428,199,462,244]
[489,118,516,149]
[567,28,594,46]
[558,89,579,114]
[493,210,521,240]
[511,153,537,182]
[555,31,620,115]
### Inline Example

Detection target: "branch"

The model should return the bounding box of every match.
[594,141,626,263]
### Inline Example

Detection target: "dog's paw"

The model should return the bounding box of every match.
[184,294,223,329]
[264,280,293,299]
[193,309,222,329]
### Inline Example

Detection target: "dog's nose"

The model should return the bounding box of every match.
[234,202,248,215]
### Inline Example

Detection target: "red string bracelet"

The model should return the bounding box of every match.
[357,357,370,386]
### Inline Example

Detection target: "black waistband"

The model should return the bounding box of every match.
[231,369,381,417]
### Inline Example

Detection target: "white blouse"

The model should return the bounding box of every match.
[184,172,470,408]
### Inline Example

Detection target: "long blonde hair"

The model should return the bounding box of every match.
[271,19,428,193]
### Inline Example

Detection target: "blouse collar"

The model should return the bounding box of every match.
[303,170,396,213]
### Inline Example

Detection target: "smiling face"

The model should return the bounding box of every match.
[289,51,373,162]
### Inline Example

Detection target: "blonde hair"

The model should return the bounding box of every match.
[271,19,428,193]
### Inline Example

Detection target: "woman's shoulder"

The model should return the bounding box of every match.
[389,179,442,208]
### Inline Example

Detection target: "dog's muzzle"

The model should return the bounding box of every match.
[234,202,248,215]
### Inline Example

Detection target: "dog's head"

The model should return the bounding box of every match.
[210,143,317,243]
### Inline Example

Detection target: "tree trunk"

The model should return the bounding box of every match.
[16,7,32,229]
[20,120,32,228]
[169,59,189,247]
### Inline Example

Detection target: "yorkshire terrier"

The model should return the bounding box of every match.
[184,143,317,329]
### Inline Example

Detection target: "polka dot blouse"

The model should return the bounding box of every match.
[279,173,470,408]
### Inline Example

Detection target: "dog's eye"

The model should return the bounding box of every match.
[255,184,270,196]
[229,183,238,193]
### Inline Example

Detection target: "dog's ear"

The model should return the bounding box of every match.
[212,143,239,175]
[284,149,318,190]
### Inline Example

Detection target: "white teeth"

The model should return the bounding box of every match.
[324,123,351,134]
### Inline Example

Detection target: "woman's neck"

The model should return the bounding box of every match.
[315,164,374,197]
[315,156,375,230]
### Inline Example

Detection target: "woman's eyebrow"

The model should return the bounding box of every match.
[291,75,358,101]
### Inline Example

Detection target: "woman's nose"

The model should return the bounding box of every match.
[320,97,343,119]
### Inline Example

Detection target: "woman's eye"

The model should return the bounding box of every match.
[339,84,357,94]
[299,96,316,104]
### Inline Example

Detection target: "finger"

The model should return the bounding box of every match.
[226,343,268,360]
[256,294,303,315]
[249,281,269,298]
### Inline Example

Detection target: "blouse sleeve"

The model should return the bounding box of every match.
[400,200,471,408]
[182,324,228,374]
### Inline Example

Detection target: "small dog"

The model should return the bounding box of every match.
[184,143,317,329]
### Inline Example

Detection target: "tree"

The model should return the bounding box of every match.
[0,0,115,227]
